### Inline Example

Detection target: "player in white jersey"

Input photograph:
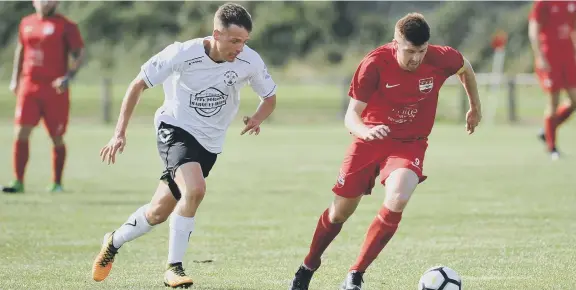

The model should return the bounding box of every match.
[91,3,277,288]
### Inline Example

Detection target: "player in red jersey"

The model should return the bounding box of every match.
[289,13,481,290]
[2,0,85,193]
[529,0,576,160]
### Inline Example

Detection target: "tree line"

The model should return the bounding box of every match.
[0,1,535,80]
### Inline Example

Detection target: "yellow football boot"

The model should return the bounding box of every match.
[164,262,194,288]
[92,232,119,282]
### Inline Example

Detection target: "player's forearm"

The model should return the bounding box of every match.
[114,79,147,136]
[251,95,276,122]
[345,99,371,138]
[528,21,543,58]
[67,48,85,79]
[345,111,370,138]
[458,62,481,111]
[529,39,543,59]
[10,43,23,85]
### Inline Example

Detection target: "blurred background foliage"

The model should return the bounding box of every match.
[0,1,535,82]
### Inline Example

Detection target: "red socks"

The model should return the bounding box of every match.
[544,105,575,151]
[14,140,29,182]
[53,145,66,184]
[544,115,557,151]
[349,206,402,272]
[303,209,343,270]
[13,140,66,185]
[302,206,403,272]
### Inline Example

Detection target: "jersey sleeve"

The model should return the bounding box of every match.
[437,46,465,77]
[348,55,379,102]
[64,22,84,52]
[248,53,277,99]
[139,42,182,88]
[529,0,547,23]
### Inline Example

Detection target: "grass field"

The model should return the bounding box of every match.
[1,82,576,289]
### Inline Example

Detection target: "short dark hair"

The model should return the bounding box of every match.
[215,3,253,32]
[395,13,430,46]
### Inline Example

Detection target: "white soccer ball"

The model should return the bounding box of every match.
[418,266,462,290]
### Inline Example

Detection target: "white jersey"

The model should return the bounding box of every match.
[139,37,277,154]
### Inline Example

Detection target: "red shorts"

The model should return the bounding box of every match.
[332,138,428,198]
[15,80,70,136]
[535,56,576,93]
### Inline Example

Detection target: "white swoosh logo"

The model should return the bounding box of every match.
[386,83,400,88]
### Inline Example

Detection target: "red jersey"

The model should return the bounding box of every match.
[348,43,464,140]
[529,0,576,55]
[19,13,84,83]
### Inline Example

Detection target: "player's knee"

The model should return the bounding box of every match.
[145,208,169,225]
[181,184,206,203]
[177,185,205,216]
[329,196,360,223]
[384,168,418,211]
[174,163,206,204]
[329,210,352,223]
[14,126,32,140]
[546,99,560,114]
[384,192,411,212]
[566,89,576,106]
[50,135,65,146]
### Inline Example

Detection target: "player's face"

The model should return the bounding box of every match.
[214,25,250,62]
[394,37,428,71]
[33,0,57,16]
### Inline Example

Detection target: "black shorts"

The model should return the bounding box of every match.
[156,122,218,184]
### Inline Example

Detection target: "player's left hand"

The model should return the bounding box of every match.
[241,116,261,135]
[465,108,481,135]
[52,76,70,94]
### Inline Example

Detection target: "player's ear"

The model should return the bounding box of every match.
[213,29,220,40]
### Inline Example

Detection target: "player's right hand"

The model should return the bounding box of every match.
[465,108,481,135]
[536,55,549,71]
[362,124,390,141]
[100,134,126,165]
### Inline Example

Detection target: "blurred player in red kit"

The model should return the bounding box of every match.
[2,0,85,193]
[289,13,482,290]
[529,0,576,160]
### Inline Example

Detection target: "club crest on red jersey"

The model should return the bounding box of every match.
[419,77,434,94]
[43,23,54,35]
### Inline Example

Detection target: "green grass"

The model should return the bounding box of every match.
[1,114,576,289]
[0,81,574,289]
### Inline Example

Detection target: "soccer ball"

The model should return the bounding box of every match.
[418,266,462,290]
